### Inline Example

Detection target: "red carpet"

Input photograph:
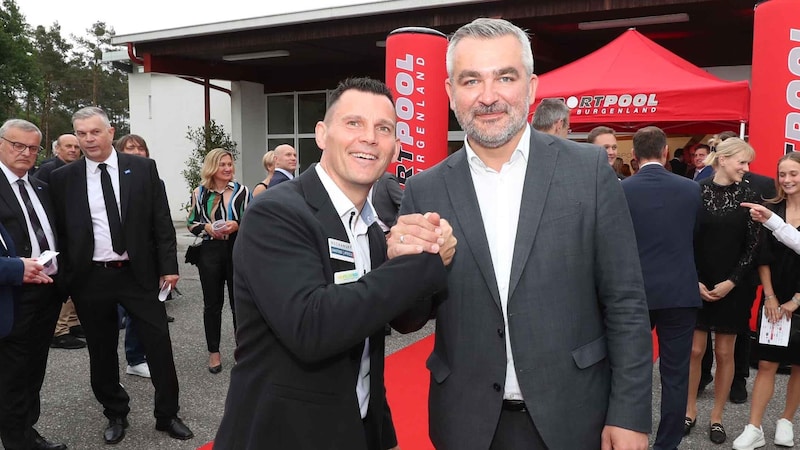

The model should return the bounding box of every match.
[385,335,435,450]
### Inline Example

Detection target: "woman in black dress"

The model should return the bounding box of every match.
[733,152,800,449]
[685,138,761,444]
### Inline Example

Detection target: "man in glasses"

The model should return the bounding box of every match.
[0,119,67,450]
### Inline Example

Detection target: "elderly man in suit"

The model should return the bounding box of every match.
[622,126,702,450]
[213,77,453,450]
[0,119,66,450]
[388,18,652,450]
[531,98,570,138]
[49,107,192,445]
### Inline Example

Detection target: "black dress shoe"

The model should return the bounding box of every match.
[156,417,194,440]
[730,379,748,404]
[50,334,86,350]
[104,417,129,444]
[208,364,222,374]
[69,325,85,338]
[166,315,175,323]
[698,373,713,394]
[32,429,67,450]
[709,422,726,444]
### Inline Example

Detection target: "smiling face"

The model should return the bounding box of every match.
[717,151,751,183]
[213,154,234,185]
[445,34,537,156]
[778,159,800,198]
[74,114,115,162]
[315,89,399,206]
[694,148,709,169]
[274,144,297,172]
[593,133,618,165]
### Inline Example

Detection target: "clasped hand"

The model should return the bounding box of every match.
[387,212,457,266]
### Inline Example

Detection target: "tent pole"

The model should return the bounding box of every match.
[739,121,745,139]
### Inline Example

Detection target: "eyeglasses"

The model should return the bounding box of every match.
[1,136,43,154]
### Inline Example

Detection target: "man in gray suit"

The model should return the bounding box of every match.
[389,18,652,449]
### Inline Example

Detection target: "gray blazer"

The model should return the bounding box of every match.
[396,129,653,449]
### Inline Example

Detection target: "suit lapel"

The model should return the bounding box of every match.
[508,131,559,300]
[444,152,501,309]
[0,174,28,243]
[117,152,132,224]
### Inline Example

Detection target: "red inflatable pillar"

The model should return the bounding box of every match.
[385,27,449,186]
[749,0,800,176]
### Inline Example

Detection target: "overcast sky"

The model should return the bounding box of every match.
[15,0,379,39]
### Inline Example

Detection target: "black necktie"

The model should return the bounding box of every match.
[98,163,126,254]
[15,179,50,253]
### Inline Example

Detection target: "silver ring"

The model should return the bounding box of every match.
[399,234,405,244]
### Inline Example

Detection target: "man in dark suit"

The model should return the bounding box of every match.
[622,126,702,450]
[31,134,81,185]
[266,143,297,188]
[670,148,688,177]
[49,107,192,444]
[389,18,652,450]
[692,144,713,181]
[213,78,453,450]
[0,119,66,450]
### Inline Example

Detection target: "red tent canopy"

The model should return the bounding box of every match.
[529,29,750,135]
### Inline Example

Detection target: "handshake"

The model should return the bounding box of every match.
[386,212,457,266]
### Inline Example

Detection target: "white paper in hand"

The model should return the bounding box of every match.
[759,309,791,347]
[158,282,172,302]
[36,250,59,266]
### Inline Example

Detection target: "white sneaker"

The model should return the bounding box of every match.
[775,418,795,447]
[126,362,151,378]
[733,424,766,450]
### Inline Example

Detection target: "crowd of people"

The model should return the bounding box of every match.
[0,15,796,450]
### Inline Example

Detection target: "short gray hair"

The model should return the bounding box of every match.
[72,106,111,128]
[446,18,534,79]
[0,119,42,139]
[532,99,570,132]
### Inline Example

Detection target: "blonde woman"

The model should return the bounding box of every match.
[186,148,251,373]
[685,138,762,444]
[252,150,275,197]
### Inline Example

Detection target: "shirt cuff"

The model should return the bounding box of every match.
[764,213,784,232]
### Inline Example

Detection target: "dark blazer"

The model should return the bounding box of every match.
[669,158,687,177]
[692,165,713,181]
[213,166,447,450]
[49,151,177,292]
[372,172,403,228]
[0,224,23,338]
[396,129,653,450]
[266,169,291,189]
[622,164,702,310]
[30,157,66,185]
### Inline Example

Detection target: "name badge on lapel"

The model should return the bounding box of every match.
[334,269,362,285]
[328,238,354,263]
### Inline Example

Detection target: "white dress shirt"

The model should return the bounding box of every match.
[85,150,129,261]
[315,164,377,418]
[764,212,800,255]
[0,162,57,273]
[464,125,530,400]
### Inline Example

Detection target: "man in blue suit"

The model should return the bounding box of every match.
[691,144,713,181]
[0,223,53,338]
[622,126,702,450]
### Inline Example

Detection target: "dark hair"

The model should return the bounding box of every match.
[115,134,150,157]
[531,99,570,132]
[326,78,393,119]
[587,126,615,144]
[694,143,711,155]
[632,126,667,161]
[674,148,683,158]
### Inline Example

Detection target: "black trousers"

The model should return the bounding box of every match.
[72,265,179,421]
[0,283,61,450]
[650,307,698,450]
[197,240,235,353]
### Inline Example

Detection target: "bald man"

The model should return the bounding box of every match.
[267,144,297,188]
[32,134,81,184]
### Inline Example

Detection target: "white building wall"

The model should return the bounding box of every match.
[231,81,267,191]
[128,72,232,220]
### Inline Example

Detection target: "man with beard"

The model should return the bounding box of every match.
[388,18,652,450]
